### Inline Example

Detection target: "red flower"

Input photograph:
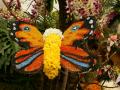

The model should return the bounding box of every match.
[20,18,31,23]
[94,31,101,39]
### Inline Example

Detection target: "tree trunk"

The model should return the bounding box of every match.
[58,0,67,31]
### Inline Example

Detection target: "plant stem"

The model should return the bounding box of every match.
[61,69,68,90]
[2,0,18,19]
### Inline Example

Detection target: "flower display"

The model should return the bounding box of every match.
[0,0,120,89]
[107,34,118,52]
[99,12,118,29]
[43,28,63,79]
[66,0,102,19]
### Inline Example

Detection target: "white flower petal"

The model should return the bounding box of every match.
[43,28,63,39]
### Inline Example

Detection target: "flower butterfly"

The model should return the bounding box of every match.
[10,16,96,79]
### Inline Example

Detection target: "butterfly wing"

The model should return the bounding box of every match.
[13,47,43,73]
[61,16,96,72]
[62,16,96,46]
[10,21,43,48]
[60,46,93,72]
[62,21,87,46]
[10,21,44,73]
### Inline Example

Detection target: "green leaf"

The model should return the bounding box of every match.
[46,0,54,12]
[0,18,20,70]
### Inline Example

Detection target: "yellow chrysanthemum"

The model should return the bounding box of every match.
[43,28,62,79]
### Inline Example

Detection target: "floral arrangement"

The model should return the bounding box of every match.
[43,28,63,79]
[66,0,102,19]
[0,0,120,90]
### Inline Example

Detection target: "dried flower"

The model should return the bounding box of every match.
[107,34,118,52]
[110,35,118,41]
[66,0,102,19]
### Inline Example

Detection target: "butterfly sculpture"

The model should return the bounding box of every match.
[10,16,96,79]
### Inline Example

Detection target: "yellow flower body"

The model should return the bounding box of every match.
[43,33,61,79]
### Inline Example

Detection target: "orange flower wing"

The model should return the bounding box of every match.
[10,21,43,48]
[60,46,93,72]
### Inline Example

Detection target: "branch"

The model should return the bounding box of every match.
[102,51,117,66]
[2,0,18,19]
[26,0,34,12]
[16,0,21,10]
[8,0,13,7]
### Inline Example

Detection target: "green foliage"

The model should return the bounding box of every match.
[36,11,59,32]
[46,11,59,28]
[113,0,120,13]
[99,0,120,17]
[85,72,98,82]
[0,17,20,70]
[101,0,120,13]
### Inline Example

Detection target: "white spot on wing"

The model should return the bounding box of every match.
[10,33,14,36]
[87,17,90,20]
[89,30,93,35]
[13,23,16,26]
[15,38,19,42]
[13,27,16,30]
[89,19,93,24]
[91,25,94,28]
